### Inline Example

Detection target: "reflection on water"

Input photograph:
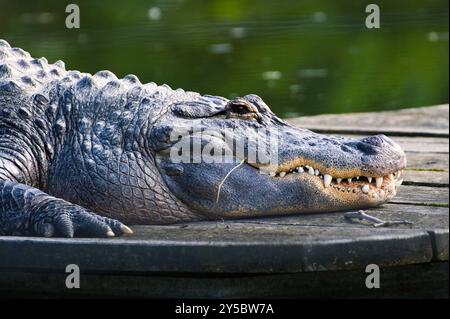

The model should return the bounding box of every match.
[0,0,448,117]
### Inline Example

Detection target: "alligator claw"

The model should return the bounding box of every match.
[106,230,115,238]
[120,225,134,235]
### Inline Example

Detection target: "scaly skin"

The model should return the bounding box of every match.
[0,40,406,238]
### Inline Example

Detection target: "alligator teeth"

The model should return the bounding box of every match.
[347,178,352,183]
[367,177,372,183]
[308,167,315,175]
[279,172,286,177]
[269,172,276,177]
[336,178,342,184]
[314,169,320,176]
[356,176,360,180]
[376,177,383,188]
[297,166,304,173]
[395,179,403,187]
[362,185,370,194]
[323,174,332,188]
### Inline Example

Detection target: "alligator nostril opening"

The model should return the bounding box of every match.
[361,134,390,147]
[343,141,378,155]
[340,145,353,153]
[356,143,378,155]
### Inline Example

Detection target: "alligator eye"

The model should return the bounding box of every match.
[226,98,260,122]
[231,104,249,114]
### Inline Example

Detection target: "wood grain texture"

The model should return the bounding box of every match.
[402,170,448,187]
[405,152,448,170]
[0,226,433,273]
[1,263,447,298]
[339,135,449,153]
[393,185,449,205]
[287,104,449,137]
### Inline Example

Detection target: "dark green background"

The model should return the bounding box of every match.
[0,0,448,117]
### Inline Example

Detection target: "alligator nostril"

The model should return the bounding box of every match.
[361,134,390,147]
[339,145,350,153]
[344,140,378,155]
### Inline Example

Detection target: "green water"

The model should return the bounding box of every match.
[0,0,448,117]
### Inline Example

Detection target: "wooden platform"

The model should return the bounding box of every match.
[0,105,448,298]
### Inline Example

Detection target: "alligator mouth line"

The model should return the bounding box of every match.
[246,160,404,198]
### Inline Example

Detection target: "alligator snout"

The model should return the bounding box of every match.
[346,134,401,156]
[274,127,407,180]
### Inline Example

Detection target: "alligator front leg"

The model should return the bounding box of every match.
[0,180,133,237]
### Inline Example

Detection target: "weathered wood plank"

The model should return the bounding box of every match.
[231,203,448,262]
[393,185,449,206]
[287,105,449,137]
[234,204,448,229]
[0,227,433,274]
[402,170,448,187]
[405,152,448,170]
[391,137,449,154]
[339,135,449,154]
[432,229,449,262]
[1,262,447,298]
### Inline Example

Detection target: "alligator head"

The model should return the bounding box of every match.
[152,94,407,219]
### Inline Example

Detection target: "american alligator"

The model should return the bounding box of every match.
[0,40,406,238]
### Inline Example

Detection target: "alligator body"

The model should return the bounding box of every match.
[0,40,406,238]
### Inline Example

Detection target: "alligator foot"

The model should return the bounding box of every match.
[0,180,133,238]
[31,202,134,238]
